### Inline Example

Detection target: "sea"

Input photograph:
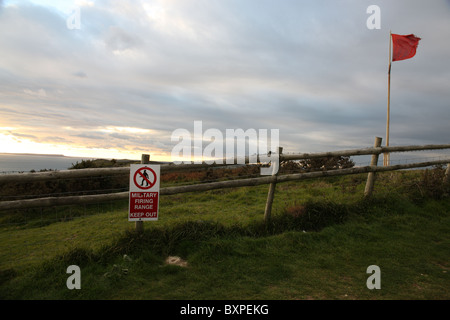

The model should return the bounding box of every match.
[0,153,97,173]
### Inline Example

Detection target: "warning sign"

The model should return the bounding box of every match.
[129,164,160,221]
[133,167,157,190]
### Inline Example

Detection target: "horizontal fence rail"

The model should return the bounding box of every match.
[1,143,450,184]
[0,158,449,211]
[1,141,449,212]
[281,144,450,161]
[0,162,247,184]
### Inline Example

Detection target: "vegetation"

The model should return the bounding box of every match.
[0,156,355,201]
[281,155,355,173]
[69,158,138,169]
[0,165,449,300]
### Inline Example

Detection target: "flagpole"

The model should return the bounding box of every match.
[384,30,392,166]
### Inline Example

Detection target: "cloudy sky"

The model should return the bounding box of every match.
[0,0,449,162]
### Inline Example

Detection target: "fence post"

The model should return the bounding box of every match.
[444,163,450,184]
[136,154,150,234]
[264,147,282,223]
[364,137,383,197]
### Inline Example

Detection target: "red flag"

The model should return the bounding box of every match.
[391,34,421,62]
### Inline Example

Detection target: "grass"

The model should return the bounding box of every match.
[0,169,449,300]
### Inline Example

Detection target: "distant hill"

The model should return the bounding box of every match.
[69,158,169,169]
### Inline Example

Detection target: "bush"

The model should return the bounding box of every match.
[300,156,355,172]
[283,200,350,231]
[280,156,355,174]
[415,165,450,200]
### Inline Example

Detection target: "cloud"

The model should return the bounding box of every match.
[72,133,105,140]
[42,136,72,143]
[23,88,47,97]
[10,132,37,139]
[0,0,449,160]
[104,25,140,53]
[73,71,88,78]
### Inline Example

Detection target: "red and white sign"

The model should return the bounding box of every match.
[128,164,160,221]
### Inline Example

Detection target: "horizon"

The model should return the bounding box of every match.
[1,1,449,162]
[0,151,130,160]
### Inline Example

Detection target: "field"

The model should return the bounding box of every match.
[0,167,449,300]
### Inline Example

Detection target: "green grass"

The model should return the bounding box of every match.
[0,170,449,299]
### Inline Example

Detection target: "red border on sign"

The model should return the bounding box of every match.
[129,192,159,220]
[133,167,157,190]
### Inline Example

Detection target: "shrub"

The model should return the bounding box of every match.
[415,165,450,200]
[284,200,350,231]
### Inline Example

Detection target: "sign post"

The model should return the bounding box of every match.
[129,154,160,232]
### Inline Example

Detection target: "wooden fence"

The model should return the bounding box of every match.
[1,138,450,225]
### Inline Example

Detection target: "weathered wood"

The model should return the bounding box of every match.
[0,167,130,184]
[0,192,129,210]
[0,176,279,211]
[444,163,450,184]
[2,158,449,212]
[1,143,449,184]
[281,147,382,161]
[380,144,450,153]
[364,137,383,197]
[385,31,392,167]
[160,175,276,196]
[281,144,450,161]
[264,147,282,223]
[276,159,450,183]
[135,154,149,233]
[0,162,252,183]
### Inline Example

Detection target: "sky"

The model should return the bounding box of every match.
[0,0,449,162]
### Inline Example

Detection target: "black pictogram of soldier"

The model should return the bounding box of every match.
[141,169,150,187]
